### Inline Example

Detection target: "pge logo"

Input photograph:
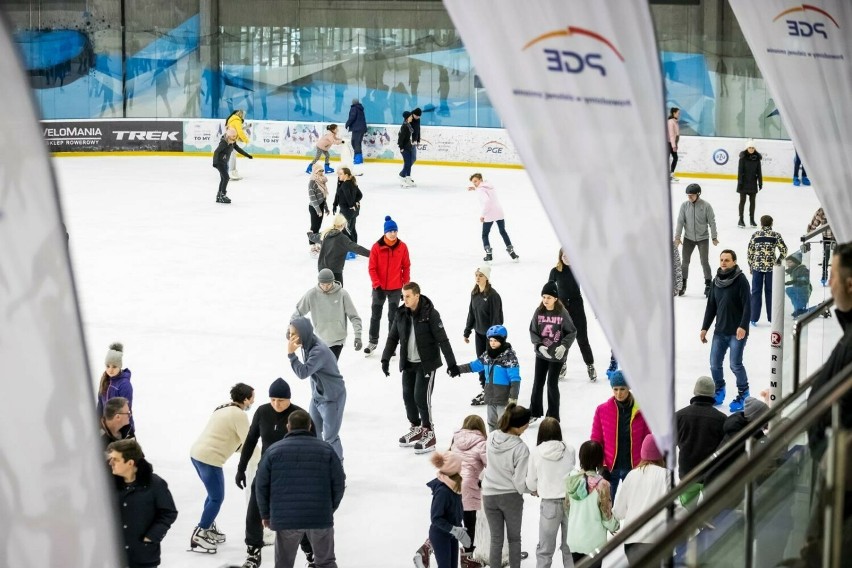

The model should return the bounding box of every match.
[713,149,729,166]
[773,5,839,38]
[771,331,782,347]
[523,26,624,77]
[482,141,506,154]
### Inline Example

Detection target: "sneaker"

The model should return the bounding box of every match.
[208,522,226,543]
[242,545,262,568]
[414,429,436,453]
[216,194,231,204]
[587,364,597,382]
[714,386,726,407]
[792,177,801,187]
[364,342,378,356]
[558,363,567,380]
[324,163,335,174]
[729,390,749,413]
[414,539,433,568]
[399,425,424,447]
[802,176,811,186]
[189,527,217,553]
[470,391,486,406]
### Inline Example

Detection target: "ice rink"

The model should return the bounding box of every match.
[55,154,839,567]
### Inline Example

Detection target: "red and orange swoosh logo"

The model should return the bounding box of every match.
[772,4,839,27]
[522,26,625,62]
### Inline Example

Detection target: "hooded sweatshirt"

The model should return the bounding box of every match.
[526,440,576,499]
[288,317,346,404]
[565,470,619,554]
[481,430,530,496]
[451,429,488,511]
[293,282,362,347]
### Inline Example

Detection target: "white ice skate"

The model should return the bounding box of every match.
[404,176,417,187]
[339,138,363,176]
[230,169,242,181]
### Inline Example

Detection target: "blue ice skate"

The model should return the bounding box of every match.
[324,163,335,174]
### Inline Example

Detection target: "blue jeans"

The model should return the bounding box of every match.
[400,148,413,177]
[710,333,749,393]
[610,468,631,501]
[481,219,512,249]
[751,270,772,323]
[191,458,224,529]
[786,286,810,316]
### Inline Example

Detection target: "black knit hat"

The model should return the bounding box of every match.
[541,281,559,298]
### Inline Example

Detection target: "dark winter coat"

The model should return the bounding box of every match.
[255,429,346,530]
[702,266,751,336]
[427,477,464,534]
[212,136,250,169]
[705,412,765,485]
[345,102,367,133]
[112,460,178,568]
[736,150,763,194]
[808,308,852,459]
[412,116,421,143]
[675,395,727,478]
[100,419,133,451]
[236,402,310,475]
[368,237,411,290]
[98,368,135,436]
[464,287,503,337]
[529,306,577,361]
[382,294,457,373]
[548,266,583,305]
[398,121,413,151]
[316,229,370,275]
[333,178,363,213]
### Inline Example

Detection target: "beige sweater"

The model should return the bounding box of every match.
[190,404,250,467]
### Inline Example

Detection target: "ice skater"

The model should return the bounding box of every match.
[468,173,518,262]
[306,124,343,174]
[212,127,253,204]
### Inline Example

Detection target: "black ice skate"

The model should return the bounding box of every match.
[216,192,231,204]
[483,247,493,262]
[507,246,519,261]
[188,526,217,553]
[242,545,262,568]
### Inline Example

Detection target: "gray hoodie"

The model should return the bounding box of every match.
[675,198,718,242]
[292,282,362,347]
[481,430,530,496]
[288,317,346,404]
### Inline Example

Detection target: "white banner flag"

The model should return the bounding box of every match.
[443,0,674,448]
[0,15,122,568]
[728,0,852,242]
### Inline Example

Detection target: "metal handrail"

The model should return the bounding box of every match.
[801,223,830,243]
[576,367,821,566]
[626,360,852,568]
[792,297,835,391]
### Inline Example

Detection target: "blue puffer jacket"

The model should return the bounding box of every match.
[255,429,346,530]
[460,343,521,405]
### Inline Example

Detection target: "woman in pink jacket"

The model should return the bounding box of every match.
[306,124,343,174]
[589,370,651,500]
[468,173,519,263]
[668,107,680,182]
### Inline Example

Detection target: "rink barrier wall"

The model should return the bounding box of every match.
[43,119,800,181]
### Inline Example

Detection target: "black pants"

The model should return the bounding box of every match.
[738,192,756,221]
[669,143,678,173]
[681,238,712,283]
[215,164,229,197]
[329,344,342,360]
[573,552,601,568]
[566,301,594,365]
[529,358,563,421]
[474,332,487,388]
[245,478,313,555]
[333,271,344,286]
[624,543,654,566]
[341,208,358,243]
[402,363,435,428]
[463,510,477,553]
[308,205,325,243]
[369,288,401,343]
[351,129,366,155]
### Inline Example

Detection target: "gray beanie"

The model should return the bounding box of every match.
[743,397,769,422]
[105,342,124,367]
[318,268,335,284]
[694,376,716,397]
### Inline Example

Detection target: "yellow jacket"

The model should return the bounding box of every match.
[226,113,248,144]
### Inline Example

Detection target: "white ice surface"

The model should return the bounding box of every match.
[55,155,840,567]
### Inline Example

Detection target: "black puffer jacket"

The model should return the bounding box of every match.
[316,229,370,275]
[382,294,457,372]
[736,150,763,194]
[113,460,178,568]
[675,395,727,478]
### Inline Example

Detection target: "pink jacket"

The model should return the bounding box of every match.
[316,131,341,151]
[451,428,488,511]
[476,182,505,222]
[667,117,680,150]
[590,397,651,470]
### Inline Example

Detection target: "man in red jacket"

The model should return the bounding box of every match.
[365,215,411,355]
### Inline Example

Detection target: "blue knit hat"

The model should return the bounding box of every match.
[609,370,628,388]
[383,215,398,234]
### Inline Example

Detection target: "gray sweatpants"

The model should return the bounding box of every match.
[484,492,524,568]
[487,403,506,432]
[309,390,346,461]
[681,238,711,284]
[536,499,573,568]
[274,527,337,568]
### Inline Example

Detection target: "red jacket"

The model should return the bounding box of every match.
[368,237,410,290]
[590,397,651,470]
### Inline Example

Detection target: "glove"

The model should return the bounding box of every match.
[235,470,247,489]
[554,345,567,360]
[381,360,390,377]
[247,154,254,159]
[323,205,330,215]
[354,338,363,351]
[508,398,517,405]
[538,345,552,359]
[447,364,461,378]
[450,526,471,549]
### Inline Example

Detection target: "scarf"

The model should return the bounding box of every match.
[311,170,329,199]
[713,265,743,289]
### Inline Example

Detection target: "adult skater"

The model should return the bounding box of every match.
[793,151,810,186]
[701,249,752,412]
[463,266,504,406]
[189,382,255,553]
[411,107,422,166]
[235,378,314,568]
[736,139,763,228]
[292,268,363,360]
[345,98,367,164]
[382,282,459,454]
[807,208,835,286]
[97,342,136,436]
[549,249,596,380]
[287,317,347,460]
[307,163,330,257]
[399,111,416,187]
[365,215,411,355]
[674,183,719,298]
[225,109,249,180]
[100,397,133,450]
[468,173,519,262]
[746,215,787,325]
[314,213,370,286]
[306,124,343,174]
[332,167,363,244]
[213,127,253,204]
[668,107,680,182]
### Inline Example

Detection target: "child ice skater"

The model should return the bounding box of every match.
[784,251,812,317]
[467,173,519,262]
[306,124,344,174]
[413,451,470,568]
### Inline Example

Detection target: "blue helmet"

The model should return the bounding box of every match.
[486,325,508,340]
